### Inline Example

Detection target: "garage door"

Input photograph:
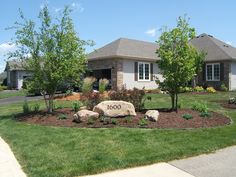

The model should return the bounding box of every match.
[231,62,236,90]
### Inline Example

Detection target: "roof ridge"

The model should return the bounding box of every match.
[204,34,232,59]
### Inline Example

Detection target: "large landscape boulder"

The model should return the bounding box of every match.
[73,110,99,122]
[93,100,136,117]
[145,110,159,122]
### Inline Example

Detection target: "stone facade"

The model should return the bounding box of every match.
[88,58,123,90]
[197,61,230,89]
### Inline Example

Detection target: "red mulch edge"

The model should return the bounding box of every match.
[15,108,231,129]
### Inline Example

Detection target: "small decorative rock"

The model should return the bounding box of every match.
[73,110,99,123]
[93,100,136,117]
[145,110,159,122]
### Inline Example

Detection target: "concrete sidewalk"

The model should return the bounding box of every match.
[170,145,236,177]
[84,163,195,177]
[0,137,26,177]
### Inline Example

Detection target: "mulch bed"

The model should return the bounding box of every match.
[15,108,231,129]
[220,100,236,109]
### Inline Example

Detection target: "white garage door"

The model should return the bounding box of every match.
[231,62,236,90]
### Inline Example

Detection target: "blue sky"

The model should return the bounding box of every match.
[0,0,236,72]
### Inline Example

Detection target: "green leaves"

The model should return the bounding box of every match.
[156,16,205,111]
[9,5,91,112]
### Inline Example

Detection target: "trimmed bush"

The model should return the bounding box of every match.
[206,87,216,93]
[182,113,193,120]
[138,118,148,126]
[58,114,68,120]
[220,84,228,91]
[194,86,204,92]
[191,102,208,113]
[109,88,145,111]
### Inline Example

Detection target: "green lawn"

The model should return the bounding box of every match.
[0,92,236,177]
[0,90,26,99]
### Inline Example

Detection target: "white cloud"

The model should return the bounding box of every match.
[145,28,157,37]
[71,2,84,13]
[0,42,16,56]
[0,42,17,72]
[226,41,233,45]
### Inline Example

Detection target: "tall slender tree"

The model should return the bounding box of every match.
[156,16,205,112]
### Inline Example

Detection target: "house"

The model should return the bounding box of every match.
[88,34,236,90]
[5,33,236,91]
[87,38,163,90]
[4,60,31,90]
[190,33,236,90]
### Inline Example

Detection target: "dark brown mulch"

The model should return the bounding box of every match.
[220,100,236,109]
[15,108,231,129]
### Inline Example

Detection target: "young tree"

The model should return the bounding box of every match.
[156,16,205,112]
[9,5,90,113]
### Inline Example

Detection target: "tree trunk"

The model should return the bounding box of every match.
[43,92,49,111]
[48,94,54,113]
[171,93,175,111]
[175,93,178,113]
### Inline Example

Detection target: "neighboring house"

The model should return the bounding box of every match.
[87,38,163,90]
[4,60,31,90]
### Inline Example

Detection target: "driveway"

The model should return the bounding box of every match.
[0,95,43,105]
[85,145,236,177]
[170,145,236,177]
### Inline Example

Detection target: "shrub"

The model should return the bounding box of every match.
[65,89,73,96]
[99,78,109,93]
[220,84,228,91]
[109,88,146,111]
[200,111,211,118]
[179,86,193,93]
[194,86,205,92]
[191,102,208,113]
[87,117,96,125]
[23,100,30,114]
[111,118,118,125]
[33,103,40,112]
[100,116,110,124]
[56,104,63,109]
[58,114,68,120]
[0,85,7,91]
[206,87,216,93]
[82,77,96,94]
[72,101,82,112]
[82,92,100,110]
[124,116,133,123]
[138,118,148,126]
[182,113,193,120]
[228,97,236,104]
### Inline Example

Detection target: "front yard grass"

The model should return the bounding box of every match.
[0,90,26,99]
[0,92,236,177]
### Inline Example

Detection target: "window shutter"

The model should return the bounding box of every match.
[150,63,153,81]
[134,62,138,81]
[220,63,224,81]
[202,63,206,81]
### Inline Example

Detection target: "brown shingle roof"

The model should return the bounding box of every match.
[190,33,236,61]
[87,38,160,61]
[5,60,26,71]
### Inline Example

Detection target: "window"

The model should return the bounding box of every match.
[206,63,220,81]
[138,62,150,81]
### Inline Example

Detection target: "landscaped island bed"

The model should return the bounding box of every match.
[1,92,236,177]
[16,108,231,129]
